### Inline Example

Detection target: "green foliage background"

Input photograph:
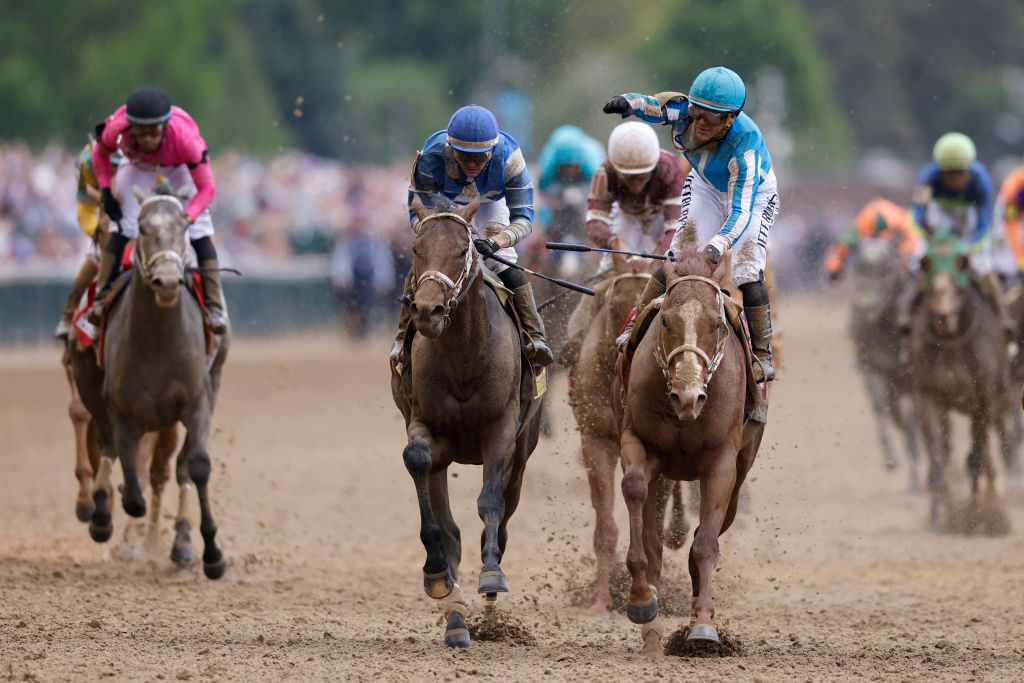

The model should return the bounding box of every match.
[2,0,1022,167]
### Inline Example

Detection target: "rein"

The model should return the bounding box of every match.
[134,195,189,284]
[412,212,478,325]
[654,275,729,394]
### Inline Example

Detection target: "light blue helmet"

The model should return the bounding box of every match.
[446,105,500,153]
[688,67,746,113]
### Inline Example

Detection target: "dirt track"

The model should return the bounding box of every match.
[2,299,1024,682]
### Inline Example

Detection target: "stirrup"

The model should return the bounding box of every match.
[752,356,776,383]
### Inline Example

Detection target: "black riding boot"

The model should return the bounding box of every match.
[87,233,129,326]
[740,280,776,383]
[390,269,416,374]
[192,237,228,334]
[500,268,554,366]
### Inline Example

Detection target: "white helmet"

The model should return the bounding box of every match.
[608,122,660,175]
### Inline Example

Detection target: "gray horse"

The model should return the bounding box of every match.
[89,185,230,579]
[908,233,1014,531]
[848,238,922,487]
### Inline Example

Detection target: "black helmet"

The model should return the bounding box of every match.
[125,86,172,125]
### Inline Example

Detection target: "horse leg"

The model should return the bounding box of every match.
[171,432,196,566]
[642,474,672,594]
[998,399,1023,490]
[88,452,116,543]
[893,392,923,492]
[427,468,468,648]
[967,411,993,504]
[112,417,146,518]
[619,421,662,655]
[581,432,619,617]
[118,432,157,557]
[68,370,95,523]
[687,448,738,645]
[665,480,689,551]
[916,397,947,531]
[865,373,899,470]
[403,426,453,600]
[146,428,177,552]
[183,400,226,580]
[476,429,517,596]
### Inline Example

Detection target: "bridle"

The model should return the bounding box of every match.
[411,212,478,326]
[134,194,188,285]
[654,275,729,394]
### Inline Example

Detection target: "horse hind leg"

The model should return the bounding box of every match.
[403,434,454,601]
[665,480,689,551]
[189,443,226,580]
[70,386,96,523]
[146,427,178,553]
[89,453,116,543]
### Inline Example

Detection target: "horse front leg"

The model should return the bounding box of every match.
[113,417,146,518]
[403,423,453,601]
[915,396,947,531]
[686,446,738,645]
[146,428,177,552]
[170,432,196,566]
[427,468,468,649]
[182,399,226,580]
[864,372,899,470]
[967,410,993,503]
[68,371,95,523]
[619,419,662,655]
[892,391,923,492]
[476,420,518,597]
[581,432,619,617]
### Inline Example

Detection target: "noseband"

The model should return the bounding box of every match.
[134,195,188,285]
[411,212,478,325]
[654,275,729,394]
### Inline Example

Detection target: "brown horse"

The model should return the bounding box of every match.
[613,231,765,656]
[88,185,229,578]
[908,235,1015,530]
[392,197,543,649]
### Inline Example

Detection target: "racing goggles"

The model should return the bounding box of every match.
[687,103,732,125]
[452,148,493,167]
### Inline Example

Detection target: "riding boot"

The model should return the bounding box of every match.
[615,268,667,352]
[390,269,416,374]
[978,271,1013,336]
[511,283,555,366]
[198,261,229,334]
[87,233,129,326]
[55,256,98,339]
[744,303,777,383]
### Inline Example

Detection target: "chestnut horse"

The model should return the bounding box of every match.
[613,230,765,656]
[392,198,543,649]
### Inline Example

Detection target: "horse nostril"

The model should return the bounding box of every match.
[431,305,445,318]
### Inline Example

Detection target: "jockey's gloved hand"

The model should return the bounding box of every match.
[602,96,631,118]
[703,243,723,265]
[474,238,500,258]
[100,188,122,223]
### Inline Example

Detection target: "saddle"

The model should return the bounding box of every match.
[394,276,547,433]
[620,293,768,424]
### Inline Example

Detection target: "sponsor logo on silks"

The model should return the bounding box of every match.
[75,315,98,343]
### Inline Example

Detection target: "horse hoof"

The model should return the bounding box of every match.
[75,502,95,523]
[478,570,508,594]
[203,557,228,580]
[170,544,196,566]
[444,612,470,649]
[625,596,659,625]
[423,568,454,599]
[687,623,720,643]
[89,522,113,544]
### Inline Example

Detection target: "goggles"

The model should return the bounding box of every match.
[452,148,493,167]
[687,103,731,125]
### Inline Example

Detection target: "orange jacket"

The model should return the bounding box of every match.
[998,166,1024,270]
[824,198,919,275]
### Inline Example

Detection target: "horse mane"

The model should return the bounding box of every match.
[427,192,459,214]
[669,222,714,278]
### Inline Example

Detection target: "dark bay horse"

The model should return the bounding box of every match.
[613,230,764,656]
[392,198,543,649]
[848,238,922,486]
[90,186,229,578]
[908,233,1015,530]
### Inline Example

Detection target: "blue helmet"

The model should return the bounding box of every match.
[688,67,746,113]
[446,105,500,152]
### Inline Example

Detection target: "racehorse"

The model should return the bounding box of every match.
[613,226,765,656]
[908,231,1015,530]
[848,237,922,487]
[89,184,230,578]
[392,197,544,648]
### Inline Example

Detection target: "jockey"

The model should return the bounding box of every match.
[537,124,604,192]
[604,66,780,382]
[995,161,1024,278]
[390,104,553,368]
[54,139,122,339]
[823,197,922,281]
[903,132,1009,329]
[88,85,228,333]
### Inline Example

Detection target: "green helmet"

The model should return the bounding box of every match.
[932,132,976,171]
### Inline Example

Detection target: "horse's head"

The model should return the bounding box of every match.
[605,273,652,339]
[408,195,481,338]
[919,230,971,335]
[851,237,901,323]
[132,184,191,308]
[656,225,729,421]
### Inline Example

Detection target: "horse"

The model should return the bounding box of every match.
[392,197,544,649]
[848,237,922,487]
[88,184,230,578]
[908,233,1015,530]
[612,227,765,656]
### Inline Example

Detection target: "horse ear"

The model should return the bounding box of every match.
[410,195,432,222]
[459,198,481,223]
[920,255,933,273]
[174,185,190,202]
[955,254,970,272]
[132,185,146,202]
